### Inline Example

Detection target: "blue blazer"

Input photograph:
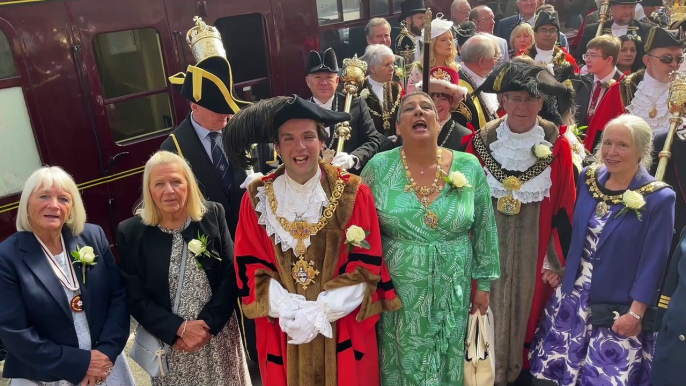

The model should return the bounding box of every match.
[561,165,675,306]
[495,14,569,51]
[0,224,129,384]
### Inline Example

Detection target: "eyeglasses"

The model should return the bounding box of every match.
[537,28,559,36]
[646,54,685,65]
[582,53,608,61]
[504,95,540,104]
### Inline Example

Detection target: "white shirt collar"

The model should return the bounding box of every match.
[593,68,618,85]
[643,71,670,89]
[367,77,385,103]
[439,117,451,128]
[535,45,554,55]
[526,15,535,25]
[462,64,486,86]
[283,167,322,193]
[312,95,336,110]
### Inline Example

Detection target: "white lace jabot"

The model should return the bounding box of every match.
[486,119,553,203]
[255,168,329,254]
[626,71,671,136]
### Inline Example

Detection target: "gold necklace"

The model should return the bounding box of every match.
[401,148,444,229]
[264,169,347,289]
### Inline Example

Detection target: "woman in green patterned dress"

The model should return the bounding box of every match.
[361,92,500,386]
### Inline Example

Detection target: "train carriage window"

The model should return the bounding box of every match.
[317,0,361,25]
[93,29,173,144]
[215,14,272,101]
[0,31,42,197]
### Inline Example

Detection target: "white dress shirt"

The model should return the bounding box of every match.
[610,24,629,37]
[462,65,500,116]
[312,95,336,136]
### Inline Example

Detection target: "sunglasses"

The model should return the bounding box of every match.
[646,54,685,65]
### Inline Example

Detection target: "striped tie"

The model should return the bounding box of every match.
[207,131,233,190]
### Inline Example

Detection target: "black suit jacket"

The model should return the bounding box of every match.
[574,20,652,64]
[0,225,129,384]
[439,118,472,152]
[574,71,623,126]
[323,93,383,172]
[117,202,237,346]
[160,116,248,238]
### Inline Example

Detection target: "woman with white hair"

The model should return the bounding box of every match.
[361,43,405,150]
[0,166,134,386]
[529,114,675,386]
[405,16,457,93]
[117,151,250,385]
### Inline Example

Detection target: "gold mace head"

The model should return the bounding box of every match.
[668,71,686,114]
[186,16,227,62]
[664,0,686,27]
[341,54,367,95]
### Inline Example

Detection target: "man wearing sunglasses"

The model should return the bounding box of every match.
[584,27,684,151]
[519,10,579,77]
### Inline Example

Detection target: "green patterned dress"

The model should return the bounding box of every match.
[361,148,500,386]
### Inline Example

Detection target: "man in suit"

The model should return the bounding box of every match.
[496,0,570,50]
[471,6,511,63]
[365,18,406,86]
[574,35,623,126]
[163,18,259,364]
[304,48,382,174]
[573,0,652,64]
[456,34,501,130]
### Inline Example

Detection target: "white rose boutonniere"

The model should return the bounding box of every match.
[394,65,406,78]
[532,143,553,159]
[344,225,371,252]
[443,170,472,194]
[189,231,221,269]
[359,89,370,99]
[70,245,97,284]
[615,190,646,220]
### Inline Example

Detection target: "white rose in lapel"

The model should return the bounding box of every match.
[448,171,470,189]
[622,190,645,210]
[359,89,370,99]
[78,246,96,264]
[344,225,371,252]
[532,143,553,159]
[188,239,205,256]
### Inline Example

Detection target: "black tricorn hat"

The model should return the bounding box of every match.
[455,21,477,47]
[641,0,662,6]
[534,10,560,31]
[169,56,249,114]
[306,48,339,74]
[644,27,684,51]
[476,61,575,125]
[399,0,426,20]
[223,95,351,169]
[609,0,640,4]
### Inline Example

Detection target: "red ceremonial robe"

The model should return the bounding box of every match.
[466,117,576,383]
[234,163,401,386]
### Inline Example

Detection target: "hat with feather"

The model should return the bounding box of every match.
[168,17,249,114]
[223,95,351,169]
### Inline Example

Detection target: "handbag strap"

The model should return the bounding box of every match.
[477,312,491,353]
[173,242,188,314]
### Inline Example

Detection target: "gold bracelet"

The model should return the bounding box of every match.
[180,321,188,337]
[628,310,642,320]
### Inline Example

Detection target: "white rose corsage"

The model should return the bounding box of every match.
[188,231,221,269]
[394,65,406,78]
[532,143,553,159]
[615,190,646,221]
[344,225,371,252]
[443,170,472,194]
[70,245,97,284]
[359,89,370,99]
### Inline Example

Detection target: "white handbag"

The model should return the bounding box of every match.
[464,307,496,386]
[130,243,188,378]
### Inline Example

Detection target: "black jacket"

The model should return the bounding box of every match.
[438,118,472,152]
[160,116,248,238]
[116,202,237,346]
[574,71,623,127]
[574,20,652,64]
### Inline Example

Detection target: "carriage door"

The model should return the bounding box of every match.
[65,0,182,233]
[164,0,279,101]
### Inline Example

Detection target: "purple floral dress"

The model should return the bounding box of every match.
[529,208,656,386]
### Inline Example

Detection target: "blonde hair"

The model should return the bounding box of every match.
[510,23,535,51]
[595,114,653,168]
[430,30,459,70]
[16,166,87,235]
[137,151,207,226]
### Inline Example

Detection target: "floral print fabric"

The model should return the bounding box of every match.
[529,209,655,386]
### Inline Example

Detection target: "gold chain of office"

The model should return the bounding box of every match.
[366,86,401,133]
[472,134,554,185]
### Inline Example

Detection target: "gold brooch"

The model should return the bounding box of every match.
[292,257,319,290]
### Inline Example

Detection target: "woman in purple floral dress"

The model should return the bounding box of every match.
[529,115,676,386]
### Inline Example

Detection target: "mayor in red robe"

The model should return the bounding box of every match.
[224,95,401,386]
[465,61,577,385]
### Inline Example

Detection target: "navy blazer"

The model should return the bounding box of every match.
[561,165,675,306]
[0,224,129,384]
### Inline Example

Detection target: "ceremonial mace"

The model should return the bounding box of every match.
[422,8,433,90]
[655,71,686,181]
[324,55,367,161]
[596,0,611,37]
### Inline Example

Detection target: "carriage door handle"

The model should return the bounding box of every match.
[108,151,129,172]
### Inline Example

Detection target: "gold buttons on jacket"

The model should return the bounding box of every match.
[679,335,685,342]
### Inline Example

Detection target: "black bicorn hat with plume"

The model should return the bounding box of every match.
[223,95,351,169]
[475,61,576,125]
